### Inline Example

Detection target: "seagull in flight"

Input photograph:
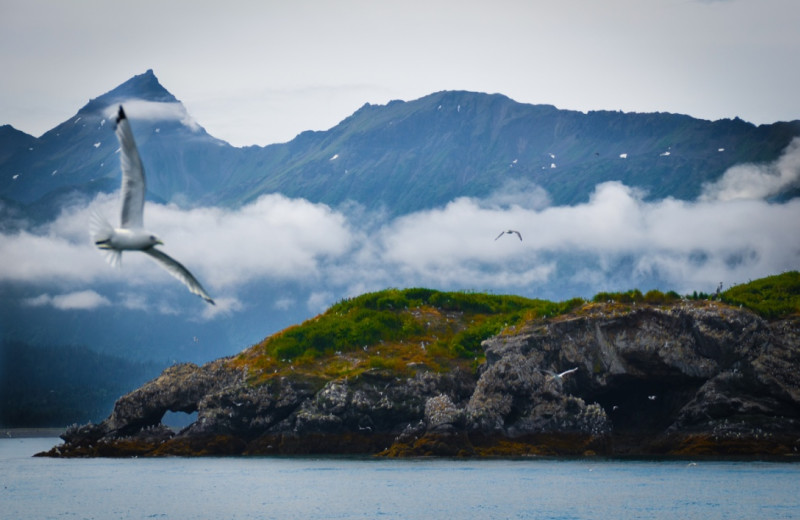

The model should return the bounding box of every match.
[90,106,214,305]
[495,230,522,241]
[543,367,579,381]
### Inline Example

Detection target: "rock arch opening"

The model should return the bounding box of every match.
[161,410,198,430]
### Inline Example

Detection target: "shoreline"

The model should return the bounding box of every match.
[2,428,64,439]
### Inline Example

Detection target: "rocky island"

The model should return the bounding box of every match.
[39,273,800,458]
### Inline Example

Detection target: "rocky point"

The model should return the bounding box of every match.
[39,300,800,458]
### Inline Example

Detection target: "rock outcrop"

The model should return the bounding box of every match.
[39,301,800,458]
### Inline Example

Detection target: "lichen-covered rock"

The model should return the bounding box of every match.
[39,301,800,458]
[425,394,464,431]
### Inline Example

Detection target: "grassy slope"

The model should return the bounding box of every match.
[720,271,800,319]
[232,289,584,386]
[231,271,799,387]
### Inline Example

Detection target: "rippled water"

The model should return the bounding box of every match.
[2,438,799,519]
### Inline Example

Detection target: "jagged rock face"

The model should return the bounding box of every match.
[292,370,473,436]
[479,303,800,455]
[105,362,236,434]
[40,302,800,458]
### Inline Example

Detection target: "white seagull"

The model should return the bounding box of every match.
[495,229,522,241]
[543,367,579,381]
[90,105,214,305]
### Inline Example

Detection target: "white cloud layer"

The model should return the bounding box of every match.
[101,100,201,132]
[2,148,799,319]
[701,137,800,201]
[24,290,110,310]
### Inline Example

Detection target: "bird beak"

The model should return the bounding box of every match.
[156,239,164,245]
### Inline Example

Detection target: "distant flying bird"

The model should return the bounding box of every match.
[543,367,579,381]
[495,230,522,241]
[90,106,214,305]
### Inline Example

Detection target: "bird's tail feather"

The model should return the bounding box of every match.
[104,249,123,268]
[89,210,112,244]
[89,211,122,267]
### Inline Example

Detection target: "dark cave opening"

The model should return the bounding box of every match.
[577,373,706,435]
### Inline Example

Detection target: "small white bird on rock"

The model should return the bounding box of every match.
[90,106,214,305]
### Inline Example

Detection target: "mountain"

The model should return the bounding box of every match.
[3,71,799,220]
[218,93,800,213]
[0,125,36,164]
[3,71,800,430]
[0,70,237,221]
[39,273,800,458]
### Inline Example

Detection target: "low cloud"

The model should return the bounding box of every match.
[273,297,296,311]
[150,194,355,288]
[364,181,799,294]
[2,144,800,319]
[24,290,111,310]
[701,137,800,201]
[0,192,357,319]
[102,100,201,132]
[307,291,336,313]
[0,229,103,284]
[478,177,551,210]
[200,296,244,321]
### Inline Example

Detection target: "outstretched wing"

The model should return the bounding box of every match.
[115,106,146,229]
[494,231,505,240]
[142,247,215,304]
[512,230,522,241]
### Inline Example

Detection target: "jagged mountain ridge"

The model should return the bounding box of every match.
[2,70,799,220]
[221,92,800,212]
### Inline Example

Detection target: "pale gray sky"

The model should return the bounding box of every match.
[1,0,799,146]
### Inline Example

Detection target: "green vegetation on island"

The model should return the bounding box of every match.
[235,272,799,386]
[4,272,796,428]
[235,289,585,384]
[45,271,800,458]
[720,271,800,319]
[590,272,799,319]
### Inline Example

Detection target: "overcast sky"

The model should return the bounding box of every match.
[2,0,799,146]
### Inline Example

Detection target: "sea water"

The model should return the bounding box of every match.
[2,437,799,519]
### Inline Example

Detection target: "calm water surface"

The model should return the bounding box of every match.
[2,437,799,519]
